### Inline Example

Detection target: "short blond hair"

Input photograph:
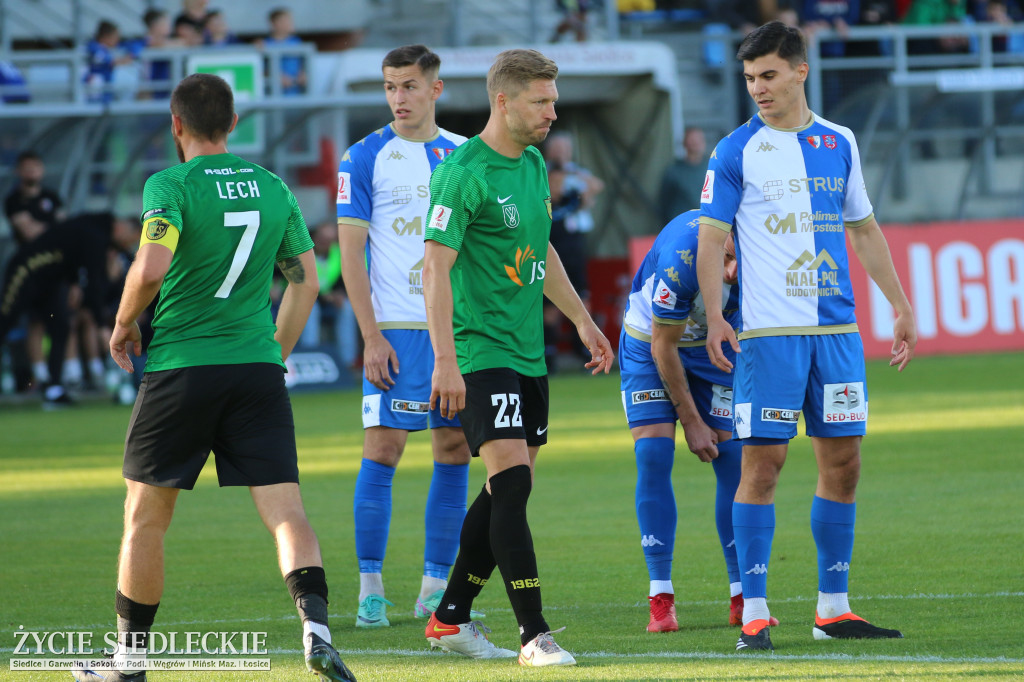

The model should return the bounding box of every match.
[486,49,558,103]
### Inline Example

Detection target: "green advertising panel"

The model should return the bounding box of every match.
[188,53,264,153]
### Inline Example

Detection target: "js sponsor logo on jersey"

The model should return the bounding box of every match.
[653,278,677,309]
[145,218,171,240]
[392,184,429,206]
[786,249,841,296]
[431,147,455,160]
[391,398,429,414]
[337,172,351,204]
[755,141,778,152]
[710,384,733,418]
[408,256,423,295]
[504,245,545,286]
[700,170,714,203]
[392,217,423,237]
[764,212,845,235]
[823,382,866,423]
[502,203,520,229]
[429,204,451,231]
[631,389,668,405]
[142,208,166,220]
[762,408,800,423]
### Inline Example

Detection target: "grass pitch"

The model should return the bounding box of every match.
[1,352,1023,681]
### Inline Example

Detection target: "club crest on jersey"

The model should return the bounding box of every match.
[806,135,822,149]
[145,218,170,240]
[503,203,520,229]
[337,172,351,204]
[824,135,837,150]
[431,147,455,160]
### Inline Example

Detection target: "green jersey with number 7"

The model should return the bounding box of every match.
[139,152,314,371]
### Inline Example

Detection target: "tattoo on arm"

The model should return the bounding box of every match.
[652,356,685,409]
[276,256,306,284]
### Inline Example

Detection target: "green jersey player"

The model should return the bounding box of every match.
[421,48,614,668]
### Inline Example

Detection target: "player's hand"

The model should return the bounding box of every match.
[577,319,615,375]
[890,309,917,372]
[429,357,465,420]
[363,332,399,390]
[680,417,719,463]
[705,316,739,373]
[109,321,142,373]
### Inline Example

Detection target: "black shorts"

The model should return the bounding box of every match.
[123,363,299,489]
[460,368,549,456]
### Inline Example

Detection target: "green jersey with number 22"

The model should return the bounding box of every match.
[140,153,313,371]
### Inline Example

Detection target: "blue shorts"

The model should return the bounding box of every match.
[732,333,868,441]
[618,329,734,431]
[361,329,460,431]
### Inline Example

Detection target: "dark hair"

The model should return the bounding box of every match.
[268,7,289,23]
[170,73,235,142]
[95,20,119,42]
[381,44,441,81]
[15,150,41,165]
[143,9,166,29]
[736,20,806,67]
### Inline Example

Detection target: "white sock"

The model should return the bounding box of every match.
[816,591,851,619]
[89,357,105,379]
[358,572,384,602]
[419,575,447,601]
[742,597,770,626]
[730,581,743,598]
[64,358,82,383]
[649,580,673,597]
[32,361,49,383]
[112,642,145,674]
[302,620,331,654]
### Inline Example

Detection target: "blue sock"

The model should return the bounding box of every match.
[423,461,469,579]
[353,458,395,574]
[711,439,742,584]
[634,437,676,582]
[811,495,856,593]
[733,502,775,599]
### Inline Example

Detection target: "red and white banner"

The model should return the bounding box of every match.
[850,219,1024,358]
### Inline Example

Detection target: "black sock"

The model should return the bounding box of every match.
[115,589,159,651]
[488,465,549,646]
[284,566,329,626]
[435,486,496,625]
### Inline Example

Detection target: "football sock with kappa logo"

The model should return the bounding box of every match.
[423,461,469,580]
[712,438,743,584]
[811,495,856,598]
[733,502,775,600]
[488,465,548,646]
[353,458,395,578]
[435,486,496,626]
[635,437,676,582]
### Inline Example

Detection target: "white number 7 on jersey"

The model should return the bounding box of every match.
[215,210,260,299]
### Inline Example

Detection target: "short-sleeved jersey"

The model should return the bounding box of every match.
[425,136,551,377]
[337,123,467,328]
[623,209,740,345]
[699,113,872,339]
[141,153,313,371]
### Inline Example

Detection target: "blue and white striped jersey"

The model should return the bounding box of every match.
[337,123,467,327]
[623,209,740,345]
[699,113,873,338]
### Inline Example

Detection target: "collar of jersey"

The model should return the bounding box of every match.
[757,111,815,133]
[388,122,440,144]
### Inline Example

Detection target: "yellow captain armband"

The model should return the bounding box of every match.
[140,216,180,253]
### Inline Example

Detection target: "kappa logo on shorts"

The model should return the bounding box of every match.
[823,382,867,423]
[391,399,429,414]
[762,408,800,423]
[631,389,668,405]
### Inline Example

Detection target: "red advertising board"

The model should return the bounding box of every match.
[850,219,1024,358]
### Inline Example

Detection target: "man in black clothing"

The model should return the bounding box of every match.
[4,151,65,245]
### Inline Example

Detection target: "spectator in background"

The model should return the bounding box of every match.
[903,0,970,52]
[705,0,768,32]
[551,0,591,42]
[543,131,604,371]
[85,20,134,103]
[265,8,306,95]
[174,0,209,35]
[658,126,708,225]
[174,15,205,47]
[129,9,179,99]
[204,9,240,47]
[983,0,1024,52]
[298,221,358,370]
[0,61,30,104]
[4,151,64,245]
